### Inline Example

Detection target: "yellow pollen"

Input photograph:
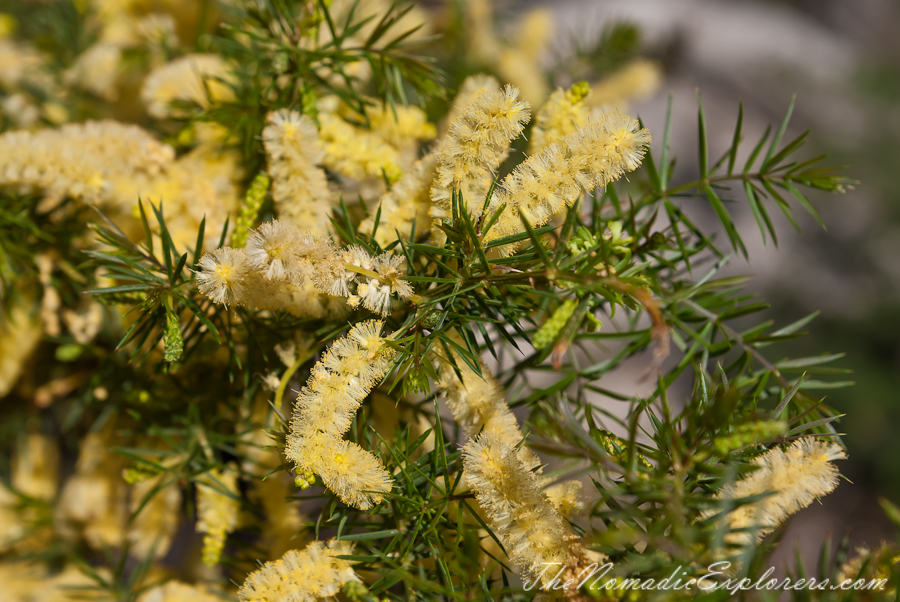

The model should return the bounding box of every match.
[215,264,233,283]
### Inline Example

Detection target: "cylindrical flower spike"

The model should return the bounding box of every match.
[485,113,651,255]
[318,101,404,183]
[586,58,663,112]
[440,74,501,135]
[436,336,588,520]
[262,109,335,235]
[463,432,602,588]
[285,320,397,509]
[238,538,360,602]
[0,121,174,206]
[196,467,240,566]
[436,342,541,471]
[141,54,235,118]
[707,437,847,549]
[430,85,530,219]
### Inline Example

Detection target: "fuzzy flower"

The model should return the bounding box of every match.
[358,253,413,316]
[285,320,396,509]
[436,336,539,469]
[196,467,241,566]
[55,432,128,550]
[544,480,585,519]
[11,434,59,501]
[366,102,437,148]
[321,245,374,297]
[0,38,54,93]
[485,112,651,254]
[529,84,591,155]
[262,110,334,234]
[197,221,417,319]
[430,85,531,218]
[0,563,115,602]
[318,106,403,183]
[707,437,847,549]
[358,153,438,246]
[195,247,253,306]
[238,539,360,602]
[245,219,302,281]
[301,433,395,510]
[441,74,501,135]
[0,120,238,253]
[141,54,235,118]
[262,109,324,164]
[437,335,589,536]
[0,120,175,206]
[463,432,592,584]
[835,544,897,587]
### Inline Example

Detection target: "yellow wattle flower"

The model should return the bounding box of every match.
[262,109,334,235]
[529,84,591,155]
[196,467,241,566]
[238,538,360,602]
[485,112,651,255]
[430,84,531,218]
[285,320,396,509]
[707,437,847,549]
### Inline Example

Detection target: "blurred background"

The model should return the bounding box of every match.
[485,0,900,570]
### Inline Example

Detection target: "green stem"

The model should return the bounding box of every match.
[274,348,315,409]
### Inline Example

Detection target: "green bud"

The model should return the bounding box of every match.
[231,173,270,248]
[140,290,161,312]
[301,86,319,121]
[595,430,653,471]
[566,226,599,255]
[163,310,183,362]
[713,420,789,456]
[122,467,154,484]
[645,231,667,250]
[55,343,82,362]
[533,300,577,350]
[566,81,591,104]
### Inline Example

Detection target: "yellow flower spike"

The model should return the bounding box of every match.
[238,539,360,602]
[284,321,397,509]
[430,85,530,219]
[485,112,651,255]
[704,437,847,550]
[262,109,334,235]
[196,468,241,567]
